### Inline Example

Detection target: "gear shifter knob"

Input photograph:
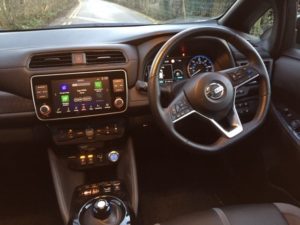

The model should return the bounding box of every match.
[92,199,111,220]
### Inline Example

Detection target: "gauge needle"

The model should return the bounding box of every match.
[191,69,202,77]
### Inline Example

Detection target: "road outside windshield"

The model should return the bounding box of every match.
[0,0,236,30]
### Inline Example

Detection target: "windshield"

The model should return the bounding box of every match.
[0,0,236,30]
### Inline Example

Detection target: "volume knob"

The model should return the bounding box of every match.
[39,104,51,116]
[114,98,124,109]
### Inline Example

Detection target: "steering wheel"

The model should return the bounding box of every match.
[148,26,271,153]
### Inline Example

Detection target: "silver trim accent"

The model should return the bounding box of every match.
[203,106,243,138]
[30,69,128,121]
[171,109,195,123]
[171,70,258,138]
[173,106,243,139]
[234,73,260,88]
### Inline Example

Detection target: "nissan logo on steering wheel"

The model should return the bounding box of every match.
[205,82,225,101]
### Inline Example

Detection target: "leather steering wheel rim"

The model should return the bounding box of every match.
[148,26,271,153]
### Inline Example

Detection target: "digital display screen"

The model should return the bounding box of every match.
[159,64,173,82]
[146,58,184,84]
[51,76,111,114]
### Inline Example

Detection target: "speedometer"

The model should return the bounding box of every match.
[187,55,214,77]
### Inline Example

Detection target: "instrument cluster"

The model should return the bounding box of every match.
[143,37,235,85]
[144,52,216,84]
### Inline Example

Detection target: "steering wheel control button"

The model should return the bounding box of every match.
[229,67,259,87]
[114,97,125,109]
[108,151,120,163]
[205,82,225,101]
[170,98,193,122]
[39,104,51,116]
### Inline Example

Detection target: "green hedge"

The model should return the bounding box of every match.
[0,0,78,30]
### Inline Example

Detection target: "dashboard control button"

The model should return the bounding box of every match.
[108,151,120,163]
[87,154,94,164]
[112,181,121,192]
[97,154,103,162]
[75,130,85,138]
[35,84,49,99]
[67,129,75,139]
[39,104,51,116]
[113,79,125,92]
[85,128,95,139]
[91,188,100,195]
[79,155,87,166]
[114,98,124,109]
[113,124,119,134]
[82,189,92,197]
[103,185,112,193]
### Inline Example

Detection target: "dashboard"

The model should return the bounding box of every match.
[0,23,271,124]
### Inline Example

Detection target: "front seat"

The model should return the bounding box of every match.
[156,203,300,225]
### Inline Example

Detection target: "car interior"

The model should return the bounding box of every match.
[2,0,300,225]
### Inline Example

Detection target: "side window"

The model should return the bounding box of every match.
[250,9,274,37]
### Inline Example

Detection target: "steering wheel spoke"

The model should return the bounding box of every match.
[203,106,243,138]
[166,92,194,124]
[221,65,260,89]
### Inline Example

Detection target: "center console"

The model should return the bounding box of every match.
[31,70,137,225]
[72,181,133,225]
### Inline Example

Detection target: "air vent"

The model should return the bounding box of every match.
[29,53,72,68]
[86,51,126,65]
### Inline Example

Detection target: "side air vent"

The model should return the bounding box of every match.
[29,53,72,68]
[86,51,126,65]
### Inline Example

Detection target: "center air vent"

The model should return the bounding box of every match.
[86,51,126,65]
[29,53,72,68]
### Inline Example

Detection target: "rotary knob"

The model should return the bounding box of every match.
[39,104,51,116]
[114,98,124,109]
[108,151,120,163]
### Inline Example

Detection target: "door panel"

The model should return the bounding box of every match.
[272,50,300,150]
[266,49,300,201]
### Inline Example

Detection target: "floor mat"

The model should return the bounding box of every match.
[0,143,63,225]
[134,127,299,225]
[138,187,222,225]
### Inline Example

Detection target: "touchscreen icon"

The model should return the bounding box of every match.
[61,94,70,103]
[94,81,103,89]
[60,84,69,92]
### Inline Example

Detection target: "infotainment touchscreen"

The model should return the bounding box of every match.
[51,76,112,114]
[31,70,127,120]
